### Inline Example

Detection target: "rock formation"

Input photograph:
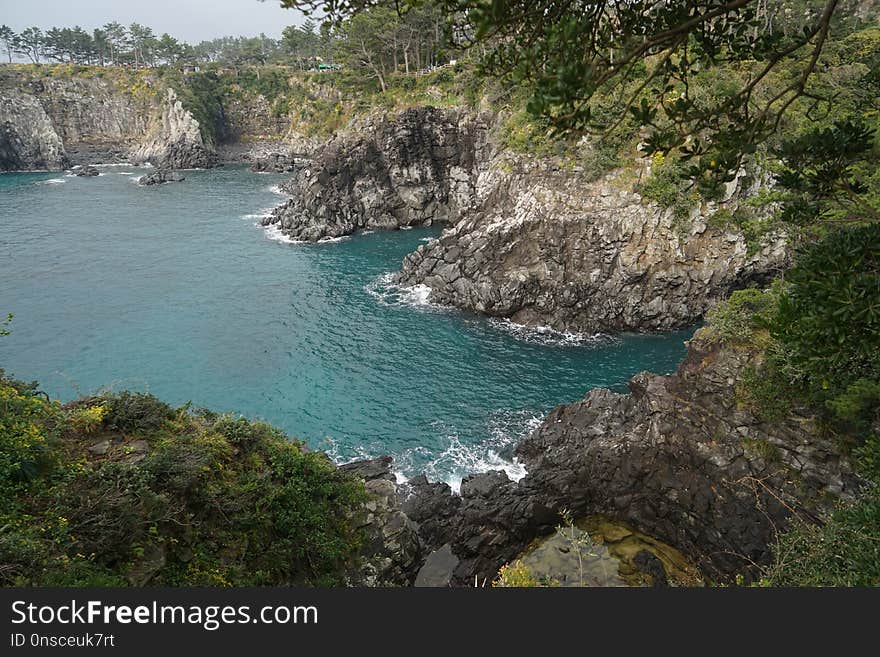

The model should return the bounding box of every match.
[129,88,216,169]
[137,167,186,186]
[261,106,492,241]
[395,157,789,333]
[0,88,67,170]
[396,328,860,586]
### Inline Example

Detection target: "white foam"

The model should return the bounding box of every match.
[263,223,303,244]
[400,225,413,230]
[362,230,375,235]
[322,410,541,494]
[419,237,437,243]
[318,235,351,244]
[364,272,440,310]
[241,206,276,221]
[489,317,611,347]
[36,178,66,185]
[117,172,135,176]
[268,184,289,196]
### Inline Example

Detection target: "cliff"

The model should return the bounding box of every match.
[261,106,492,241]
[0,68,216,170]
[397,328,861,585]
[396,156,788,332]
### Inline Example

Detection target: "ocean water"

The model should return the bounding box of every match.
[0,166,694,489]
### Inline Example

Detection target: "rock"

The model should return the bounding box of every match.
[414,544,459,587]
[0,88,68,171]
[250,148,309,173]
[261,106,492,242]
[339,456,396,482]
[126,542,166,586]
[392,328,860,586]
[88,440,111,456]
[72,165,99,177]
[633,550,669,587]
[129,88,217,170]
[395,158,789,333]
[343,457,423,586]
[138,168,185,186]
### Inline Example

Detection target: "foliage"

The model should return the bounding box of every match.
[706,286,777,345]
[492,560,543,587]
[771,224,880,412]
[762,487,880,586]
[0,376,368,586]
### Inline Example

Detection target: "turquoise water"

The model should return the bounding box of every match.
[0,166,693,487]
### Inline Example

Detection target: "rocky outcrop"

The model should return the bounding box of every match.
[0,72,217,171]
[137,167,185,186]
[71,165,100,177]
[261,106,491,241]
[341,457,423,586]
[129,88,216,169]
[396,158,789,333]
[0,88,67,170]
[399,328,860,585]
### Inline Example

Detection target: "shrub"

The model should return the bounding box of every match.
[706,286,776,345]
[100,392,174,434]
[771,224,880,415]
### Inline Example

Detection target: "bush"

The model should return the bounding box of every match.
[771,224,880,416]
[0,375,368,586]
[706,286,777,345]
[101,392,174,434]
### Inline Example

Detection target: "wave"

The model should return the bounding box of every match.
[36,178,66,185]
[322,409,540,494]
[318,235,351,244]
[364,272,440,310]
[419,236,436,244]
[241,206,276,221]
[268,184,289,196]
[263,223,303,244]
[488,317,613,347]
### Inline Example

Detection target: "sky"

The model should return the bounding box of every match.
[0,0,306,42]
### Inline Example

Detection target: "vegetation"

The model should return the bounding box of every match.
[0,372,368,586]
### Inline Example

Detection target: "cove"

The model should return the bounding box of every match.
[0,166,693,488]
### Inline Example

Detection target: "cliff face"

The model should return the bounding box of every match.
[397,328,860,585]
[129,88,215,168]
[0,71,215,170]
[0,88,67,170]
[261,106,492,241]
[396,157,788,332]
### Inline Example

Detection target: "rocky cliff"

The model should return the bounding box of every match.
[128,88,215,169]
[260,106,491,241]
[0,70,215,170]
[395,157,788,332]
[0,88,67,170]
[390,328,861,586]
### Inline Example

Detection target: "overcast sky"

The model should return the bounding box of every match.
[0,0,306,42]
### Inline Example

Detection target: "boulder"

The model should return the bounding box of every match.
[137,168,185,186]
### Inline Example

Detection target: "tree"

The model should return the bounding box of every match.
[15,26,44,63]
[333,6,399,91]
[0,25,18,63]
[101,22,128,65]
[278,0,861,187]
[128,23,156,68]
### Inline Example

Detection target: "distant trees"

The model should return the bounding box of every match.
[0,2,457,79]
[0,25,18,63]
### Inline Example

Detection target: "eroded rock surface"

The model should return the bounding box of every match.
[396,159,789,332]
[261,106,491,241]
[399,329,860,585]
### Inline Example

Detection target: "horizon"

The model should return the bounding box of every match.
[0,0,306,43]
